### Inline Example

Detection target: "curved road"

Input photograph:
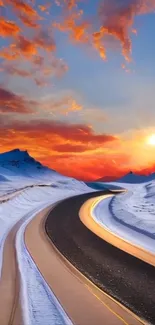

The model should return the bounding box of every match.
[79,194,155,266]
[25,204,142,325]
[1,190,154,325]
[45,191,155,324]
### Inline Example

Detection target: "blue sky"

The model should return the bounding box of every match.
[1,0,155,180]
[5,8,154,135]
[1,2,155,126]
[50,11,155,134]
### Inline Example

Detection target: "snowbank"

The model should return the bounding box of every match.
[92,181,155,254]
[0,166,93,325]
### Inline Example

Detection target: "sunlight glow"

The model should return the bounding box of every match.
[147,134,155,146]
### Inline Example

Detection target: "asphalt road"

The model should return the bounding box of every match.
[45,190,155,324]
[25,205,140,325]
[80,195,155,266]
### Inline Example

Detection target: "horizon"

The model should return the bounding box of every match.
[0,147,155,182]
[1,0,155,180]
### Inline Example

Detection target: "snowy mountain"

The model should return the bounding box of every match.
[0,174,9,182]
[0,149,55,176]
[0,149,91,196]
[148,172,155,181]
[0,148,65,183]
[116,171,148,184]
[95,171,155,184]
[96,176,118,182]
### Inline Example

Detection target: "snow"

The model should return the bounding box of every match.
[0,183,93,275]
[16,204,73,325]
[0,149,89,196]
[2,148,155,322]
[110,182,155,238]
[86,181,123,191]
[92,180,155,254]
[0,149,94,325]
[116,172,148,183]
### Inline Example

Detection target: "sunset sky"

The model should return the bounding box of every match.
[0,0,155,180]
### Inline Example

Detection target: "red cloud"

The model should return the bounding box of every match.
[0,87,83,115]
[52,143,92,153]
[0,119,119,180]
[1,118,155,181]
[18,120,117,144]
[1,0,155,88]
[0,18,20,37]
[11,0,38,17]
[34,30,56,52]
[17,36,38,56]
[0,87,37,113]
[19,14,39,28]
[94,0,155,61]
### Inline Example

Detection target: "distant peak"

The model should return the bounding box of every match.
[6,148,28,154]
[0,148,34,163]
[0,149,55,173]
[10,148,20,153]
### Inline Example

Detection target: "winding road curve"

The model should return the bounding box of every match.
[79,194,155,266]
[45,191,155,324]
[0,190,155,325]
[25,204,142,325]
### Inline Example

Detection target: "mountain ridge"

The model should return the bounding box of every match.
[96,170,155,184]
[1,149,155,184]
[0,148,58,181]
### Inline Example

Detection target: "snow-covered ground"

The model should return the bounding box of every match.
[0,149,94,325]
[92,180,155,254]
[0,149,82,197]
[1,148,155,323]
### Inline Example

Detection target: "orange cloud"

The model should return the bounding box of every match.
[19,14,39,28]
[1,0,154,88]
[95,0,155,62]
[0,120,117,147]
[38,3,51,13]
[0,2,65,87]
[11,0,38,17]
[53,9,90,43]
[0,87,35,113]
[63,0,78,10]
[34,30,56,52]
[0,119,119,180]
[2,52,67,88]
[1,117,155,180]
[17,36,38,56]
[53,0,155,62]
[0,86,82,115]
[52,143,89,152]
[0,18,20,37]
[0,45,19,60]
[43,96,82,114]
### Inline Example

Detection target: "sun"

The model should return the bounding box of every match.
[147,134,155,146]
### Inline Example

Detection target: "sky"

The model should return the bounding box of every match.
[0,0,155,181]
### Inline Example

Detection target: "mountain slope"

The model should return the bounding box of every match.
[96,171,155,184]
[0,149,91,196]
[96,176,118,182]
[0,149,59,181]
[117,171,148,184]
